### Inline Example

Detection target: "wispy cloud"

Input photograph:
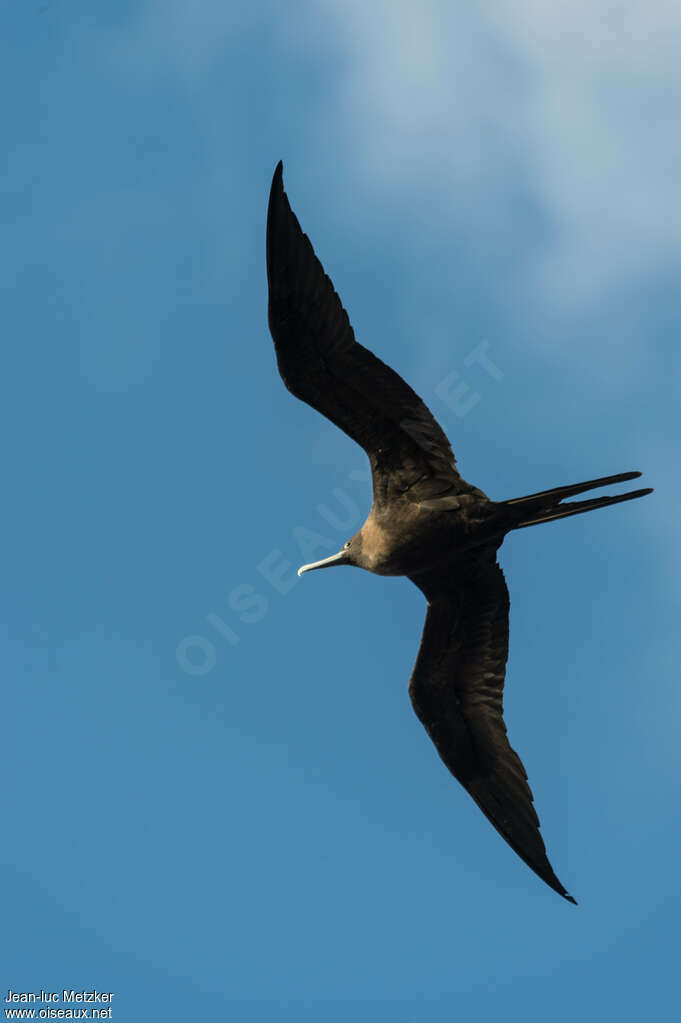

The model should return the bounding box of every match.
[92,0,681,318]
[311,1,681,304]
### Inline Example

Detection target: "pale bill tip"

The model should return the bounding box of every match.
[297,551,346,576]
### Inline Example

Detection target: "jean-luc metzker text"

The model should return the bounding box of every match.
[4,992,114,1004]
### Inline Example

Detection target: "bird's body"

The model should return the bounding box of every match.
[265,161,652,904]
[343,494,495,576]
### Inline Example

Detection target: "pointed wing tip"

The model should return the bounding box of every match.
[540,863,577,905]
[540,866,577,904]
[268,161,285,213]
[267,162,288,274]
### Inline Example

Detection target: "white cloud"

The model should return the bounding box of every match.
[315,0,681,304]
[93,0,681,308]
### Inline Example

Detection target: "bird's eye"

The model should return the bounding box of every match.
[344,541,351,549]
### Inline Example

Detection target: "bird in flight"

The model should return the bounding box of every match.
[265,161,652,903]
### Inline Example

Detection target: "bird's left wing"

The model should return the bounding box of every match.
[266,161,479,505]
[408,548,576,903]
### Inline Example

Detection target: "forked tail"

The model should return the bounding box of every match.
[504,471,653,530]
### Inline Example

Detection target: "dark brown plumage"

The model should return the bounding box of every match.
[266,160,652,903]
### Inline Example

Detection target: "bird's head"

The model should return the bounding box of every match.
[297,531,366,577]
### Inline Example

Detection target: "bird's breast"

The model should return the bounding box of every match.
[362,505,472,576]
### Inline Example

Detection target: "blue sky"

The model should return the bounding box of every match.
[2,1,679,1019]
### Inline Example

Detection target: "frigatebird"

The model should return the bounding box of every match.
[265,160,652,904]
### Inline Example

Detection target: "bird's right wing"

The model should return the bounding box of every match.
[408,548,576,903]
[266,162,480,506]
